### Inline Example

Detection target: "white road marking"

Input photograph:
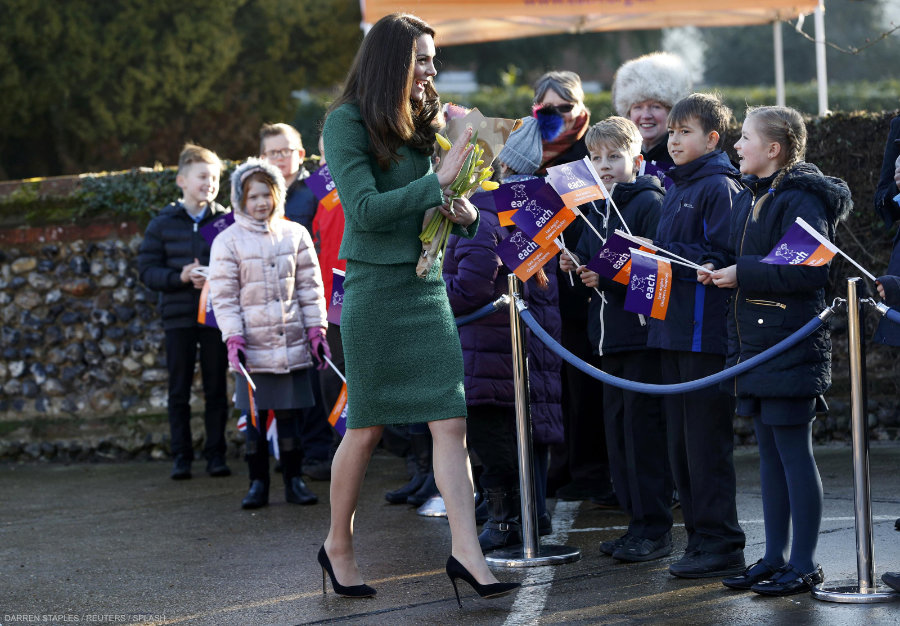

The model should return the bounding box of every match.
[503,500,581,626]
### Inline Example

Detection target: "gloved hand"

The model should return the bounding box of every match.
[307,327,330,370]
[226,335,247,372]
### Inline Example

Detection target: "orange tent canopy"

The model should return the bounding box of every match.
[361,0,820,45]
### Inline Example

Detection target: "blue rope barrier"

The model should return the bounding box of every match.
[519,305,830,395]
[877,303,900,326]
[455,295,510,327]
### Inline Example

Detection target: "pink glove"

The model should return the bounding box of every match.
[226,335,246,372]
[307,327,330,370]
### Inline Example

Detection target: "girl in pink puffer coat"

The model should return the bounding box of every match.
[209,158,330,510]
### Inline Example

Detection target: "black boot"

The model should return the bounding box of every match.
[407,472,439,506]
[241,440,269,509]
[280,438,317,505]
[386,430,431,504]
[478,488,521,552]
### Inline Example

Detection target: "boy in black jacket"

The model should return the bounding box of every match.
[138,144,231,480]
[560,117,672,562]
[648,93,746,577]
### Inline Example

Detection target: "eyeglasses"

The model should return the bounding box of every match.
[532,103,576,115]
[263,148,298,159]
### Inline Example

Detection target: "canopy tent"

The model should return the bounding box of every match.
[360,0,829,113]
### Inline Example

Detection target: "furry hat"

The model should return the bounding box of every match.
[612,52,693,117]
[230,157,286,221]
[497,117,543,175]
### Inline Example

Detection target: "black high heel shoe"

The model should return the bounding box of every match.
[446,555,520,608]
[317,545,376,598]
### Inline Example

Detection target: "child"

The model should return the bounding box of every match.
[702,106,851,595]
[260,122,333,481]
[137,143,231,481]
[559,117,671,561]
[648,93,746,578]
[207,158,329,509]
[611,52,692,189]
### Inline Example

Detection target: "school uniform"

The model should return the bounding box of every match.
[648,150,746,571]
[572,176,673,545]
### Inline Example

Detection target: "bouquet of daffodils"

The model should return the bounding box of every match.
[416,131,499,278]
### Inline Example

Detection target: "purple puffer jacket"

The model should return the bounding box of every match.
[443,206,563,445]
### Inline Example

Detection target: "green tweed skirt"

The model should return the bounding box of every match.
[341,259,467,428]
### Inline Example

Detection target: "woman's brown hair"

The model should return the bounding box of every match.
[329,13,440,170]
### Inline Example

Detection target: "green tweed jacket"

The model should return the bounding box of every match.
[323,102,478,265]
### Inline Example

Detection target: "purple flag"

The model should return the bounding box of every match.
[760,217,838,267]
[546,157,607,209]
[624,249,673,321]
[496,228,560,281]
[507,183,574,248]
[586,230,658,285]
[305,164,336,200]
[199,212,234,246]
[327,269,344,326]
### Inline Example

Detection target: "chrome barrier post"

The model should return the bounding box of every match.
[486,275,581,568]
[812,278,898,603]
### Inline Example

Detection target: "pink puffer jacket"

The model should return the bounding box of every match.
[209,210,326,374]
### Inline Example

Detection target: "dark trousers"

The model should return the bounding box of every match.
[467,405,549,518]
[548,323,609,493]
[467,405,518,490]
[164,326,228,461]
[660,350,744,554]
[602,349,673,540]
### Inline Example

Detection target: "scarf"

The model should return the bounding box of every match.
[538,111,590,175]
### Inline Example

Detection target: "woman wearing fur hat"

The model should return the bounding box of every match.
[612,52,693,188]
[208,158,330,509]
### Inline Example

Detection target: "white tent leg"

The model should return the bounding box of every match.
[774,20,785,107]
[814,0,828,115]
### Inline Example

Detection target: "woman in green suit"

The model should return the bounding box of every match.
[317,13,519,605]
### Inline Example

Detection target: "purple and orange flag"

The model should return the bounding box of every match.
[306,164,341,212]
[546,157,607,209]
[586,230,658,286]
[327,269,345,326]
[496,227,561,281]
[624,249,673,321]
[761,217,837,267]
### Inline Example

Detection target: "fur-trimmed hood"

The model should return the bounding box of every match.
[612,52,692,117]
[744,162,853,224]
[230,157,286,222]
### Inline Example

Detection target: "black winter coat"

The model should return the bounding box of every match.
[138,201,231,330]
[571,176,665,355]
[707,163,852,401]
[872,116,900,346]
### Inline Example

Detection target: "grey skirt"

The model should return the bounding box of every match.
[234,369,314,411]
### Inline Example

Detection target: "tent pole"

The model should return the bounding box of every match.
[814,0,828,115]
[774,20,785,107]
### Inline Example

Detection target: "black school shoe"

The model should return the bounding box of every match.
[751,564,824,596]
[722,558,782,590]
[613,532,673,562]
[170,456,192,480]
[206,456,231,477]
[668,549,746,579]
[600,533,631,556]
[882,572,900,592]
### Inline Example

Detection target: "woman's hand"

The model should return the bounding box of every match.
[440,197,477,227]
[876,280,886,300]
[710,265,738,289]
[435,126,475,188]
[893,154,900,193]
[697,263,716,285]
